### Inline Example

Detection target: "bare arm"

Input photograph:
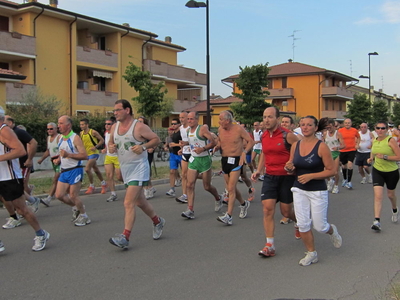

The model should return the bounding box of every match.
[108,124,117,154]
[0,127,26,162]
[131,123,160,155]
[241,128,255,153]
[60,135,88,161]
[37,149,50,164]
[24,138,38,168]
[91,130,104,150]
[286,132,299,145]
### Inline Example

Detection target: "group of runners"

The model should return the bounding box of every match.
[0,101,398,267]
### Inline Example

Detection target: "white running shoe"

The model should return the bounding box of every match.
[239,200,250,219]
[217,212,233,225]
[341,179,348,187]
[181,209,195,219]
[368,174,373,184]
[327,178,334,191]
[176,194,188,204]
[329,224,342,248]
[392,208,399,223]
[27,197,40,213]
[32,230,50,251]
[166,189,176,197]
[40,195,52,207]
[2,217,21,229]
[74,215,91,226]
[360,177,367,184]
[214,196,223,212]
[0,240,4,253]
[106,194,118,202]
[331,185,339,194]
[299,251,318,266]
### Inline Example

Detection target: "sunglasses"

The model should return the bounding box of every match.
[375,127,387,130]
[47,128,54,130]
[171,123,178,125]
[105,123,112,125]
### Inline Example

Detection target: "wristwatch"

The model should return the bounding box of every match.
[383,155,388,160]
[142,145,147,151]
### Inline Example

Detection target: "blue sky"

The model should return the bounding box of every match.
[18,0,400,98]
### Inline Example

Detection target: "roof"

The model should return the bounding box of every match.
[0,68,26,80]
[0,0,18,4]
[222,61,358,83]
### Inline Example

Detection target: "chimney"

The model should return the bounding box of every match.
[49,0,58,7]
[394,94,397,98]
[379,89,383,93]
[288,59,293,63]
[122,23,130,27]
[165,36,172,43]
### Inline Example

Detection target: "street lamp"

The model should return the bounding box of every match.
[185,0,211,128]
[359,52,379,102]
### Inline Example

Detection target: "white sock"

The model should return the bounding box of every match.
[111,191,116,196]
[101,181,106,186]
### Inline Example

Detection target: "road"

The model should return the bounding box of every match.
[1,171,399,300]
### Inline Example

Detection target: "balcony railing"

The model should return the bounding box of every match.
[76,89,118,107]
[76,46,118,68]
[0,31,36,57]
[266,88,294,99]
[322,86,354,100]
[5,82,36,103]
[143,59,206,85]
[321,110,347,119]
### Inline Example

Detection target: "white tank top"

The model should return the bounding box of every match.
[113,120,149,183]
[324,130,340,152]
[105,131,117,157]
[0,124,22,180]
[48,134,60,158]
[188,125,208,157]
[58,133,82,169]
[253,129,262,150]
[180,125,191,154]
[358,131,372,153]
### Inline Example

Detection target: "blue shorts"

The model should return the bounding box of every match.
[169,153,182,170]
[59,167,84,185]
[88,154,99,160]
[246,152,252,164]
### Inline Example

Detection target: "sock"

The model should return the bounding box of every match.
[11,214,18,220]
[393,208,398,213]
[342,168,347,180]
[227,213,232,217]
[111,191,116,196]
[151,215,160,225]
[375,218,380,222]
[123,229,131,240]
[183,194,187,198]
[188,206,194,211]
[101,181,106,186]
[240,202,246,206]
[36,229,45,236]
[266,237,274,246]
[248,187,253,193]
[27,196,35,204]
[348,169,353,182]
[89,184,95,188]
[80,213,88,218]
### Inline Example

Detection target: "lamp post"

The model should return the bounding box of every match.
[185,0,211,128]
[359,52,378,102]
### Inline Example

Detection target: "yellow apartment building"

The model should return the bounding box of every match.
[0,0,206,127]
[222,61,358,120]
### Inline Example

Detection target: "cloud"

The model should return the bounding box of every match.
[381,0,400,23]
[355,17,381,25]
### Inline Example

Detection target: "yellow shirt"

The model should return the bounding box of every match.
[80,129,99,156]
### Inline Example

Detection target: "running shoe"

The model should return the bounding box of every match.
[85,186,95,194]
[176,194,188,204]
[332,185,339,194]
[248,187,255,202]
[0,240,4,253]
[371,220,381,231]
[327,179,334,191]
[392,208,399,223]
[222,192,229,205]
[238,176,243,183]
[71,208,80,222]
[215,197,223,212]
[258,175,265,181]
[101,184,107,194]
[166,189,176,197]
[2,217,21,229]
[368,174,373,184]
[27,197,40,213]
[74,215,91,226]
[109,234,129,249]
[181,209,195,219]
[174,179,182,187]
[341,179,348,187]
[40,195,52,207]
[360,177,367,184]
[299,251,318,266]
[280,217,291,224]
[239,200,250,219]
[32,230,50,252]
[294,225,301,240]
[217,212,233,225]
[258,243,275,257]
[106,194,118,202]
[153,217,165,240]
[329,224,342,248]
[345,182,353,189]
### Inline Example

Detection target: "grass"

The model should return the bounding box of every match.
[29,160,223,195]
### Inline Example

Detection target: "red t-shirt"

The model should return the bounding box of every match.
[262,126,291,176]
[338,127,359,152]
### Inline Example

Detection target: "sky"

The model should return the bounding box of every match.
[17,0,400,99]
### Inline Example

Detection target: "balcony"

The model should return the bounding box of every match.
[321,110,347,119]
[322,86,354,100]
[143,59,206,85]
[76,46,118,68]
[5,82,36,103]
[77,89,118,107]
[266,88,294,99]
[0,31,36,60]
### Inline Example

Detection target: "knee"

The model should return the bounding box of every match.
[313,222,329,234]
[298,221,312,232]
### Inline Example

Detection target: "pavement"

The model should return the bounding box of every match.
[1,169,400,300]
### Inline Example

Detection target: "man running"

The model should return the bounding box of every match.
[252,121,263,180]
[37,122,61,206]
[251,107,299,257]
[55,115,91,226]
[108,99,165,249]
[176,112,190,203]
[181,111,221,220]
[215,111,254,225]
[79,118,107,194]
[165,118,182,198]
[356,122,373,184]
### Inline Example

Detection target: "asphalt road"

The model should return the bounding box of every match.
[1,171,399,300]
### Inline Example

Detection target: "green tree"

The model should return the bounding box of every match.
[391,102,400,127]
[123,62,172,124]
[371,100,390,125]
[344,93,371,128]
[230,63,272,125]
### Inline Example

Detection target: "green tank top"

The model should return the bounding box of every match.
[372,136,398,172]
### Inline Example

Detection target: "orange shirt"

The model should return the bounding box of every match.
[338,127,359,152]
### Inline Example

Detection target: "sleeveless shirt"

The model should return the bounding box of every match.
[80,129,99,156]
[48,134,60,158]
[324,130,340,152]
[371,136,398,172]
[188,125,208,157]
[105,131,117,157]
[58,133,82,170]
[0,124,23,180]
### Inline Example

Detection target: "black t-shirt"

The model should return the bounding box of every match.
[13,127,33,168]
[170,130,182,155]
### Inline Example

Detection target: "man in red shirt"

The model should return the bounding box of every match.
[251,107,299,257]
[338,118,360,189]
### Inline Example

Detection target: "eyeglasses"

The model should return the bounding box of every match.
[47,128,54,130]
[112,108,124,113]
[375,127,387,130]
[105,123,112,125]
[171,123,178,125]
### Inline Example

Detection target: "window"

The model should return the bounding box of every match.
[325,99,329,110]
[98,36,106,50]
[0,62,9,69]
[93,77,106,91]
[339,101,343,111]
[332,100,335,110]
[0,16,9,32]
[282,77,287,88]
[76,110,90,117]
[267,80,272,89]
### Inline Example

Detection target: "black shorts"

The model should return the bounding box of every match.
[182,154,191,162]
[261,174,295,204]
[0,178,25,201]
[372,167,399,190]
[355,152,371,167]
[221,156,242,175]
[339,151,356,165]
